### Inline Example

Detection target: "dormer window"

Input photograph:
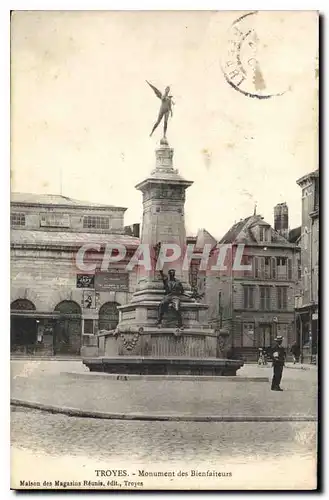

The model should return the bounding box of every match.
[259,226,271,243]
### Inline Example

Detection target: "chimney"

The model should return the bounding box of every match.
[124,223,140,238]
[132,223,140,238]
[274,202,289,239]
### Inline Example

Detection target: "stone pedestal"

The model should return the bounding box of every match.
[83,139,243,376]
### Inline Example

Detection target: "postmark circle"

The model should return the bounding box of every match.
[221,11,289,99]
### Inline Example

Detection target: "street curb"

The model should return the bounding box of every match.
[11,357,81,361]
[285,365,315,371]
[61,372,269,382]
[10,399,317,422]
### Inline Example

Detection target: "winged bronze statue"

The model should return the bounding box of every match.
[146,81,174,139]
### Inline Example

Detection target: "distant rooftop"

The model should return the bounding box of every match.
[11,192,126,211]
[289,226,302,243]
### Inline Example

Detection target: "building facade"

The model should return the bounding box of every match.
[200,209,300,361]
[295,169,319,362]
[10,193,139,356]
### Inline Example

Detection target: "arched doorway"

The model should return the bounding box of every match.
[11,299,37,352]
[54,301,82,355]
[99,302,120,331]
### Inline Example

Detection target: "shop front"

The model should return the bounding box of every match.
[11,299,83,356]
[295,304,318,364]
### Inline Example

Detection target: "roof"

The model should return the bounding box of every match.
[220,216,253,244]
[11,229,140,249]
[11,192,126,211]
[195,228,217,250]
[219,214,295,246]
[289,226,302,243]
[296,169,319,186]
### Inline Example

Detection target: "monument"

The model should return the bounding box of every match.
[82,83,243,376]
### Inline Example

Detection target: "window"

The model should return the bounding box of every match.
[298,263,302,280]
[254,257,259,278]
[271,257,277,279]
[260,286,271,310]
[11,212,26,226]
[254,256,265,279]
[259,227,265,242]
[243,286,255,309]
[241,255,253,276]
[83,216,110,230]
[264,257,271,279]
[314,177,319,211]
[259,226,271,242]
[276,257,288,280]
[83,319,94,335]
[255,256,275,279]
[277,287,288,310]
[243,322,255,347]
[287,259,292,280]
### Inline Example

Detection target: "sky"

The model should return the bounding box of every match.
[10,10,318,239]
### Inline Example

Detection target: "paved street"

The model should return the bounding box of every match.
[11,360,318,490]
[11,360,317,418]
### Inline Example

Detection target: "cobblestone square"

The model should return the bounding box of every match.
[11,360,317,490]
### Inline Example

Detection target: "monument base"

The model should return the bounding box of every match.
[82,356,244,376]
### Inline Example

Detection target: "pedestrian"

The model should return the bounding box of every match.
[290,341,300,364]
[258,348,267,365]
[271,336,286,391]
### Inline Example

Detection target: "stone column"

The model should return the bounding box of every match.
[134,138,193,291]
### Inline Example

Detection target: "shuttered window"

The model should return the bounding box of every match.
[243,286,255,309]
[260,286,271,310]
[277,287,288,310]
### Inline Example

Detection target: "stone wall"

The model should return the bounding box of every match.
[11,246,138,356]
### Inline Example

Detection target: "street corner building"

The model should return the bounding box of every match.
[295,169,319,364]
[10,193,140,357]
[198,203,302,362]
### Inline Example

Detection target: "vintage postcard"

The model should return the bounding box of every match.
[10,10,318,491]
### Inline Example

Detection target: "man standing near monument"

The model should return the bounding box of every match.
[157,269,184,328]
[271,335,286,391]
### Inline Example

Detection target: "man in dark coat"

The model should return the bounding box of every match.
[271,336,286,391]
